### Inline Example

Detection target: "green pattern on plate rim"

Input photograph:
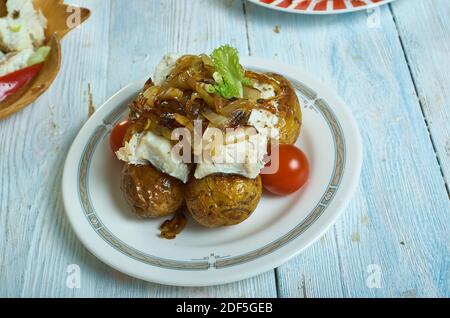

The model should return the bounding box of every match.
[77,79,346,271]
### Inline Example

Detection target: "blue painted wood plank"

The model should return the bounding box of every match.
[0,0,114,297]
[390,0,450,194]
[106,0,252,97]
[245,2,450,297]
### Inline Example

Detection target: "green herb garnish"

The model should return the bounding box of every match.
[9,24,21,32]
[204,84,216,94]
[210,45,251,99]
[27,46,51,66]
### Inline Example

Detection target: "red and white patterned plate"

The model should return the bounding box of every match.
[247,0,395,14]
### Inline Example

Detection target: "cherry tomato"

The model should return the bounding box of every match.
[261,144,310,196]
[0,63,44,102]
[110,120,130,153]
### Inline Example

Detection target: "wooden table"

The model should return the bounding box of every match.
[1,0,449,298]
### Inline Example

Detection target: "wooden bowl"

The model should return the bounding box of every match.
[0,0,90,119]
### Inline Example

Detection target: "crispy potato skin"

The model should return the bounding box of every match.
[121,164,184,218]
[185,174,262,228]
[270,73,302,145]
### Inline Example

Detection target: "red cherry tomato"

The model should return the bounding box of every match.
[261,144,310,196]
[0,63,44,102]
[110,120,130,153]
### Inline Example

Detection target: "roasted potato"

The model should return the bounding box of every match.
[270,73,302,145]
[185,174,262,228]
[121,164,184,218]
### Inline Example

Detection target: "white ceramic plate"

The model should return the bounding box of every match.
[247,0,395,15]
[62,57,362,286]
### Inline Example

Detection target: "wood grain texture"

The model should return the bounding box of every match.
[244,2,450,297]
[0,0,449,298]
[0,0,90,120]
[390,0,450,194]
[106,0,251,96]
[0,0,115,298]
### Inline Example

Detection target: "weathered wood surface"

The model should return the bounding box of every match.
[0,0,448,297]
[245,0,449,297]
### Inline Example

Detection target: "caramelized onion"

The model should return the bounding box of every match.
[243,86,261,101]
[195,83,215,108]
[245,70,282,94]
[143,86,160,107]
[219,99,254,116]
[202,109,230,128]
[173,113,194,131]
[129,56,289,144]
[144,118,173,140]
[157,87,184,101]
[160,213,187,239]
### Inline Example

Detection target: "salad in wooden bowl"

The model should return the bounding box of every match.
[0,0,89,119]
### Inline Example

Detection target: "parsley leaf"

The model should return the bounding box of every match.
[210,45,251,99]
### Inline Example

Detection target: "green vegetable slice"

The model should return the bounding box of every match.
[27,46,51,66]
[9,24,21,32]
[210,45,251,99]
[204,84,216,94]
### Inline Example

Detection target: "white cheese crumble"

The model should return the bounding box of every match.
[1,0,47,49]
[116,131,191,183]
[153,53,182,86]
[253,82,276,99]
[0,48,34,76]
[194,128,268,180]
[194,109,280,179]
[0,0,47,76]
[115,133,146,165]
[0,18,33,52]
[248,109,280,139]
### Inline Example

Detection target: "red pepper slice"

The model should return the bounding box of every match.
[0,63,44,102]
